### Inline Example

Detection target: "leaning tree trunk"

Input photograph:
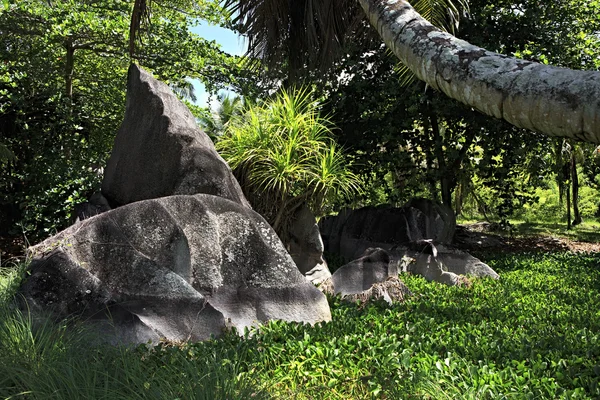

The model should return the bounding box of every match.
[358,0,600,143]
[64,38,75,99]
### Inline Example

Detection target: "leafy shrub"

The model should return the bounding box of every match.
[217,88,361,238]
[1,87,118,241]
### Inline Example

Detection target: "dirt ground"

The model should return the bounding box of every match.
[0,235,27,265]
[455,224,600,253]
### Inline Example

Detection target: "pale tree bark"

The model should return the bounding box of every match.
[358,0,600,143]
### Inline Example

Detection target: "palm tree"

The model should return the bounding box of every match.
[224,0,600,143]
[198,93,244,140]
[170,80,198,103]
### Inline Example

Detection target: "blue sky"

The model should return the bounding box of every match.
[189,23,246,108]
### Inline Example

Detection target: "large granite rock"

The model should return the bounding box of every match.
[331,248,399,296]
[101,65,249,208]
[21,194,331,344]
[320,199,498,289]
[74,192,111,222]
[287,206,332,285]
[330,244,498,290]
[319,198,455,262]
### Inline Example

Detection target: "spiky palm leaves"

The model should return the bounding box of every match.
[217,89,361,238]
[224,0,469,82]
[225,0,362,80]
[199,94,244,140]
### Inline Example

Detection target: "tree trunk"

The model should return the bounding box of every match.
[421,101,439,200]
[287,0,307,85]
[555,140,564,204]
[65,38,74,99]
[429,106,452,209]
[566,173,572,230]
[571,151,582,225]
[129,0,146,58]
[454,180,463,217]
[358,0,600,143]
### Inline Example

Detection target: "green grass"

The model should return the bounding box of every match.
[1,252,599,399]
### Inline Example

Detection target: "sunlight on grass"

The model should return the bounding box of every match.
[0,253,598,399]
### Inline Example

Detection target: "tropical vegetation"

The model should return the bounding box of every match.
[217,89,361,238]
[1,0,600,399]
[1,252,599,398]
[226,0,600,141]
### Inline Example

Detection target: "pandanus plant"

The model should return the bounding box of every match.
[216,89,362,239]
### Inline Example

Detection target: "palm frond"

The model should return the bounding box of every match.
[224,0,469,80]
[412,0,469,35]
[224,0,363,79]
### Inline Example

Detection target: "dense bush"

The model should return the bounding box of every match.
[217,89,361,239]
[0,90,117,240]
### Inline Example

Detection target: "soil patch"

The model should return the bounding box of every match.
[455,224,600,253]
[0,235,26,266]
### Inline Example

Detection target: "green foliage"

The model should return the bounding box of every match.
[317,23,555,213]
[476,172,600,226]
[311,0,599,216]
[0,0,243,240]
[217,88,361,236]
[198,93,244,141]
[0,89,114,238]
[228,252,600,398]
[0,315,265,399]
[1,253,599,398]
[0,265,266,400]
[463,0,600,71]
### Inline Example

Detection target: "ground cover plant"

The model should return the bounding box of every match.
[1,251,599,399]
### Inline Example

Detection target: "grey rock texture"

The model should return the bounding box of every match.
[101,65,249,208]
[287,206,331,285]
[74,192,111,223]
[319,198,455,262]
[330,244,498,289]
[320,198,498,288]
[332,248,398,296]
[423,243,500,279]
[326,248,413,305]
[22,194,331,344]
[400,241,499,284]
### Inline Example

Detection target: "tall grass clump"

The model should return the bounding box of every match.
[217,88,361,239]
[0,263,266,400]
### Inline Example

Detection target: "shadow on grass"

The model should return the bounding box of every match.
[0,264,269,400]
[513,220,600,243]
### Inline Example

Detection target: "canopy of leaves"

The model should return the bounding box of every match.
[0,0,244,238]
